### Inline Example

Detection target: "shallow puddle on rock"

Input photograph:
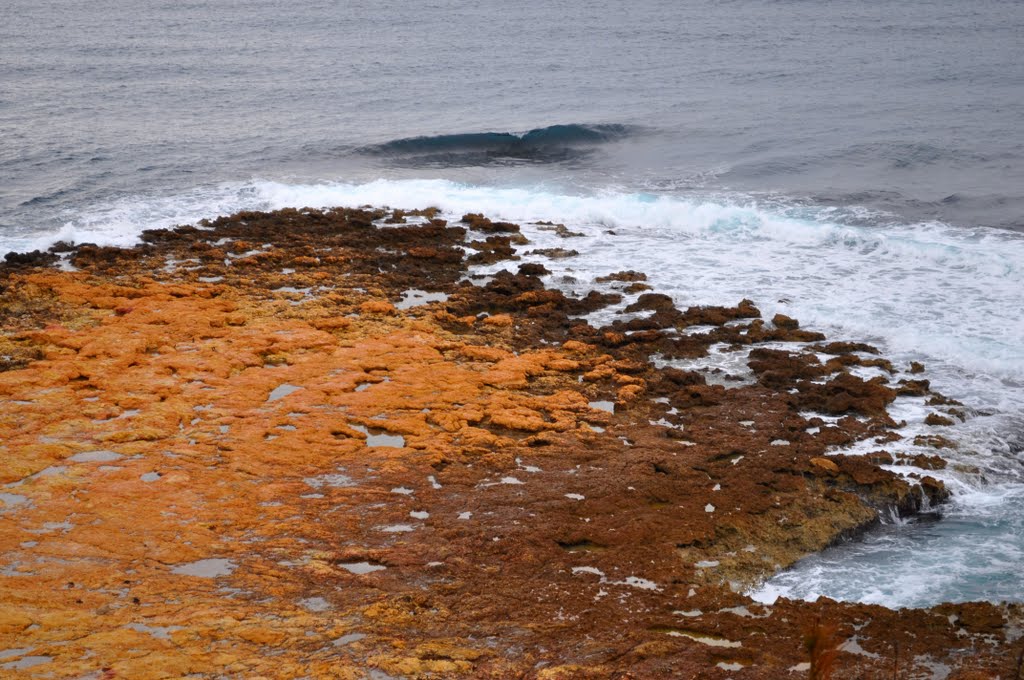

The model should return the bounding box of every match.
[0,648,34,660]
[652,627,742,648]
[0,493,29,510]
[571,566,606,577]
[355,376,392,393]
[334,633,367,646]
[31,520,73,534]
[125,623,183,640]
[588,400,614,413]
[69,450,123,463]
[140,472,161,482]
[365,430,404,448]
[481,476,525,487]
[170,558,236,578]
[516,458,542,473]
[379,524,415,533]
[273,286,311,295]
[839,636,881,659]
[720,606,770,622]
[717,661,748,671]
[0,655,53,670]
[267,384,302,402]
[396,289,449,310]
[298,597,332,612]
[680,324,720,336]
[619,576,660,590]
[339,562,387,574]
[304,473,354,489]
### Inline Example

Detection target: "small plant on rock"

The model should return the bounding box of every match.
[803,617,840,680]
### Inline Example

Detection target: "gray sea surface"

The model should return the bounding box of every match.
[2,0,1022,241]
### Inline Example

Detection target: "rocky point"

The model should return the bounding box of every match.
[0,207,1019,678]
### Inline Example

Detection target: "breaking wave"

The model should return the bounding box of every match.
[359,124,636,165]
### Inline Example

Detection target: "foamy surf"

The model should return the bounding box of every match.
[5,176,1024,608]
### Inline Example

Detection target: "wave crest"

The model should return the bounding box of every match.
[361,123,634,165]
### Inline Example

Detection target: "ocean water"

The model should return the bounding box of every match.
[2,0,1022,608]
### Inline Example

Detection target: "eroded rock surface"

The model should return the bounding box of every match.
[0,208,1018,678]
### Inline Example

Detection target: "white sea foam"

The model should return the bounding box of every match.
[751,486,1024,608]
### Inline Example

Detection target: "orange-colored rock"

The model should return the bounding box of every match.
[617,383,645,402]
[810,456,840,474]
[482,313,513,327]
[359,300,396,315]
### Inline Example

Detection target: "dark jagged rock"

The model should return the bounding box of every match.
[596,270,648,283]
[771,312,800,329]
[3,249,58,267]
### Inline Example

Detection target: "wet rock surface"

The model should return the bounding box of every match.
[0,208,1019,678]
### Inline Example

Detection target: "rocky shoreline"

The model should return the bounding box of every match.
[0,207,1020,678]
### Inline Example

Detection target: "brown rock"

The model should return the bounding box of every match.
[809,457,839,474]
[596,271,647,283]
[771,313,799,330]
[925,412,955,426]
[359,300,397,315]
[865,451,895,465]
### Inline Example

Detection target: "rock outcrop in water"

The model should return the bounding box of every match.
[0,207,1019,678]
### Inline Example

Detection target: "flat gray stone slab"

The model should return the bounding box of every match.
[170,558,237,578]
[69,450,123,463]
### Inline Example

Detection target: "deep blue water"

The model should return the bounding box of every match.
[2,0,1023,608]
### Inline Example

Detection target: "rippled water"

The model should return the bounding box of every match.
[2,0,1023,607]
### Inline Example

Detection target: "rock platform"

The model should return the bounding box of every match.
[0,207,1019,678]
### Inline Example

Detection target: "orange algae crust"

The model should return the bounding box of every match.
[0,207,1019,678]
